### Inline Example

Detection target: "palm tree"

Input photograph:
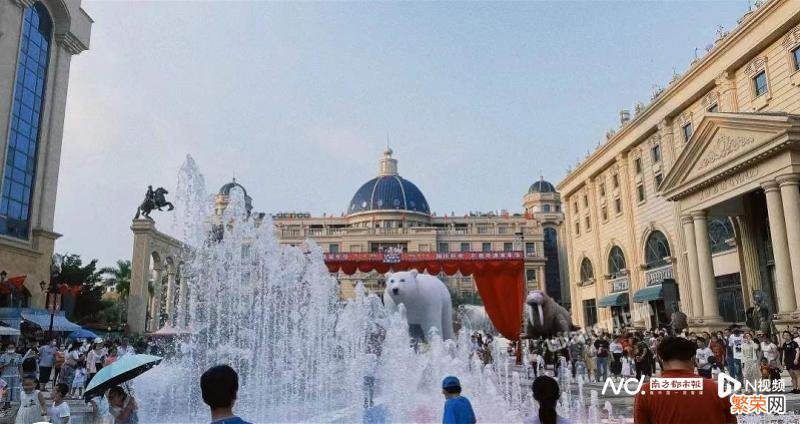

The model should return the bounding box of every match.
[100,260,132,299]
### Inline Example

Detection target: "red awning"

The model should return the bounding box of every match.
[325,251,524,341]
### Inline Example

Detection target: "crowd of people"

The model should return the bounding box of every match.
[0,336,140,424]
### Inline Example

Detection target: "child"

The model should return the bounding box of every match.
[87,393,112,424]
[441,376,476,424]
[15,375,45,424]
[71,362,87,399]
[47,383,70,424]
[621,354,634,378]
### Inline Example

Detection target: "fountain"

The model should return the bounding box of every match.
[134,157,519,423]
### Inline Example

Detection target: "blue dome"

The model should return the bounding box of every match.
[349,176,430,215]
[529,180,556,194]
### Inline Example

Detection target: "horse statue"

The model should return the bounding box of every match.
[134,185,174,220]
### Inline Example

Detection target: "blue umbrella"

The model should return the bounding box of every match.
[68,329,98,340]
[84,354,162,398]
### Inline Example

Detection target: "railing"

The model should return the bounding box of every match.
[282,226,535,238]
[608,275,630,293]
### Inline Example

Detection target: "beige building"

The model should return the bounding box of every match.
[215,148,569,305]
[0,1,91,305]
[559,0,800,332]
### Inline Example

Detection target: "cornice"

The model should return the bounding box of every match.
[55,33,89,55]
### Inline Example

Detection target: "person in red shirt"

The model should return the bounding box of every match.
[634,336,736,424]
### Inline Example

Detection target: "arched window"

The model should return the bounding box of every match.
[708,218,735,253]
[580,258,594,284]
[608,246,626,278]
[644,231,671,269]
[0,2,52,239]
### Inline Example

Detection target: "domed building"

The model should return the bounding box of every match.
[272,149,568,305]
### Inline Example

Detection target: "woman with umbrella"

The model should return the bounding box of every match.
[108,386,138,424]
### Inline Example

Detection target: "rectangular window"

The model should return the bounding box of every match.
[614,198,622,214]
[526,269,537,282]
[707,103,719,113]
[482,242,492,252]
[573,201,579,212]
[525,242,536,256]
[438,242,449,252]
[753,70,768,97]
[655,173,664,188]
[612,174,619,188]
[504,242,513,251]
[585,216,591,230]
[583,299,598,327]
[601,206,608,221]
[599,183,606,197]
[634,158,642,174]
[329,243,339,253]
[583,195,588,207]
[651,144,662,163]
[460,242,470,252]
[575,221,581,235]
[637,184,646,202]
[793,45,800,71]
[682,123,693,142]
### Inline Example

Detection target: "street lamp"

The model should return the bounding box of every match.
[39,280,61,341]
[514,231,526,365]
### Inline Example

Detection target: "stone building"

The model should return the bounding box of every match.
[559,0,800,331]
[260,148,569,305]
[0,1,91,305]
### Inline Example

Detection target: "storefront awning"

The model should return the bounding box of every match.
[21,312,81,332]
[598,292,629,308]
[633,285,664,303]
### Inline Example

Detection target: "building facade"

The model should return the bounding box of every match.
[559,0,800,332]
[0,1,91,305]
[215,149,569,305]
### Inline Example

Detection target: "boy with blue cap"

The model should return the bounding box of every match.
[441,376,477,424]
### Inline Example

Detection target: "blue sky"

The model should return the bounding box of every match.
[55,1,748,266]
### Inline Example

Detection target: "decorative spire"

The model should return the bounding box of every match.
[379,147,398,176]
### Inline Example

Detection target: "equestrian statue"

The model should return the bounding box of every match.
[134,185,174,220]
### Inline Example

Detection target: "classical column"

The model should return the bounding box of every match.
[149,269,163,331]
[165,270,177,325]
[733,215,762,309]
[715,71,739,112]
[778,176,800,311]
[762,181,797,315]
[681,215,703,318]
[179,274,189,327]
[692,211,720,319]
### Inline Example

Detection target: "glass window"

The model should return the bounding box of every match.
[634,158,642,174]
[482,242,491,252]
[614,198,622,214]
[608,246,626,277]
[651,145,662,163]
[793,45,800,71]
[328,243,339,253]
[753,71,768,97]
[525,242,536,256]
[526,269,537,281]
[644,231,671,269]
[637,184,646,202]
[682,123,693,142]
[1,3,51,240]
[655,173,664,189]
[460,242,470,252]
[580,258,594,283]
[707,103,719,113]
[709,218,735,254]
[438,242,449,253]
[543,204,551,212]
[573,201,579,212]
[583,195,588,207]
[583,299,598,327]
[503,242,513,252]
[599,183,606,197]
[601,206,608,221]
[574,221,580,235]
[585,216,591,230]
[612,174,619,188]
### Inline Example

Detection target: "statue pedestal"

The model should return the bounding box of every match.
[688,316,729,333]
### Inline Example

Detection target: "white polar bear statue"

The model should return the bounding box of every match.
[383,270,454,341]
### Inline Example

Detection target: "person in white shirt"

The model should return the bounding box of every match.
[728,329,744,382]
[48,383,70,424]
[695,338,714,378]
[760,334,779,368]
[609,338,624,379]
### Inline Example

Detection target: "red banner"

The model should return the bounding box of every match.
[325,251,525,341]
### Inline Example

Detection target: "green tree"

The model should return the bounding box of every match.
[51,253,107,324]
[100,260,132,299]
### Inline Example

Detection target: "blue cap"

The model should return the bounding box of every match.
[442,376,461,389]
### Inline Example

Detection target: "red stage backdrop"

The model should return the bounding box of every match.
[324,251,525,341]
